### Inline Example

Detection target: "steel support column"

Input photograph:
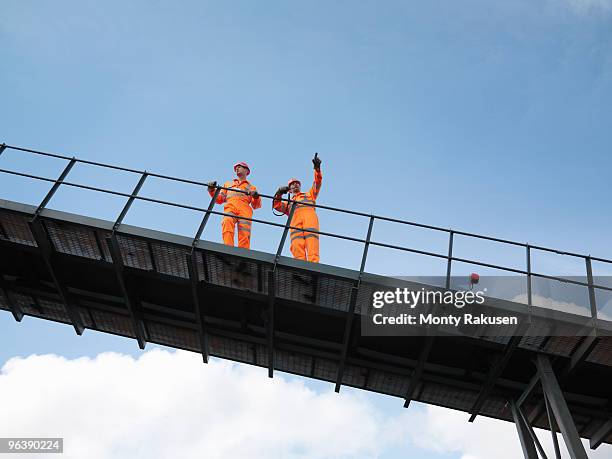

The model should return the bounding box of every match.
[187,252,209,363]
[335,216,374,392]
[106,235,147,349]
[544,392,562,459]
[511,400,539,459]
[535,354,588,459]
[403,336,434,408]
[267,269,275,378]
[404,230,453,408]
[469,334,523,422]
[266,202,297,378]
[29,219,85,335]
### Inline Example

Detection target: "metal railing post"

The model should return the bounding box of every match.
[34,157,77,218]
[191,187,221,248]
[527,244,532,323]
[113,171,148,232]
[445,231,454,289]
[585,257,598,328]
[274,202,297,268]
[359,216,375,275]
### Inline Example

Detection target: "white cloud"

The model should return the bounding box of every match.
[0,350,415,459]
[1,350,610,459]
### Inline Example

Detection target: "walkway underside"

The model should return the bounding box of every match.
[1,199,611,451]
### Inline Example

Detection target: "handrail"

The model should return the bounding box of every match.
[4,143,611,263]
[1,143,612,313]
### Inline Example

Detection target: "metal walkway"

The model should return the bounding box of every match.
[1,143,611,457]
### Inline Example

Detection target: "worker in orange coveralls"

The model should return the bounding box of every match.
[273,153,322,263]
[207,162,261,249]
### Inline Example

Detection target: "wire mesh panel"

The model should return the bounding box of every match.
[340,364,368,387]
[365,370,410,397]
[275,349,313,377]
[313,358,338,382]
[89,309,136,337]
[541,335,582,357]
[45,220,110,260]
[0,211,37,246]
[419,382,479,412]
[36,299,71,323]
[202,252,265,292]
[116,234,154,270]
[209,335,254,364]
[275,266,354,311]
[10,292,40,315]
[146,321,199,352]
[587,338,612,366]
[77,307,94,329]
[479,394,510,419]
[149,242,190,278]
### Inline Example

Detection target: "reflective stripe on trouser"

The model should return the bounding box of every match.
[289,209,320,262]
[221,209,253,249]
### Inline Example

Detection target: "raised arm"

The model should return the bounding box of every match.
[308,165,322,200]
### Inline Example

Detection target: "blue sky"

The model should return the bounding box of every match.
[1,1,612,458]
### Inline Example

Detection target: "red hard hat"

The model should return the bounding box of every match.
[470,273,480,284]
[234,162,250,175]
[287,178,301,187]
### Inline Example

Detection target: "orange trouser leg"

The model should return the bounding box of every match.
[289,213,306,260]
[304,233,320,263]
[237,217,252,249]
[302,213,320,263]
[221,215,237,246]
[290,235,307,260]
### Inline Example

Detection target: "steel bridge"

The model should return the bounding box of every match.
[1,143,611,459]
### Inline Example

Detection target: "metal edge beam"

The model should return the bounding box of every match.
[535,354,588,459]
[590,418,612,450]
[29,219,84,335]
[187,251,209,363]
[469,334,523,422]
[106,235,147,349]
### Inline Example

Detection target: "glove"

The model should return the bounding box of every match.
[250,190,259,199]
[312,152,321,170]
[276,186,289,196]
[207,180,217,192]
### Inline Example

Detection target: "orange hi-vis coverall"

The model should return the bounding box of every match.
[209,179,262,248]
[273,169,322,263]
